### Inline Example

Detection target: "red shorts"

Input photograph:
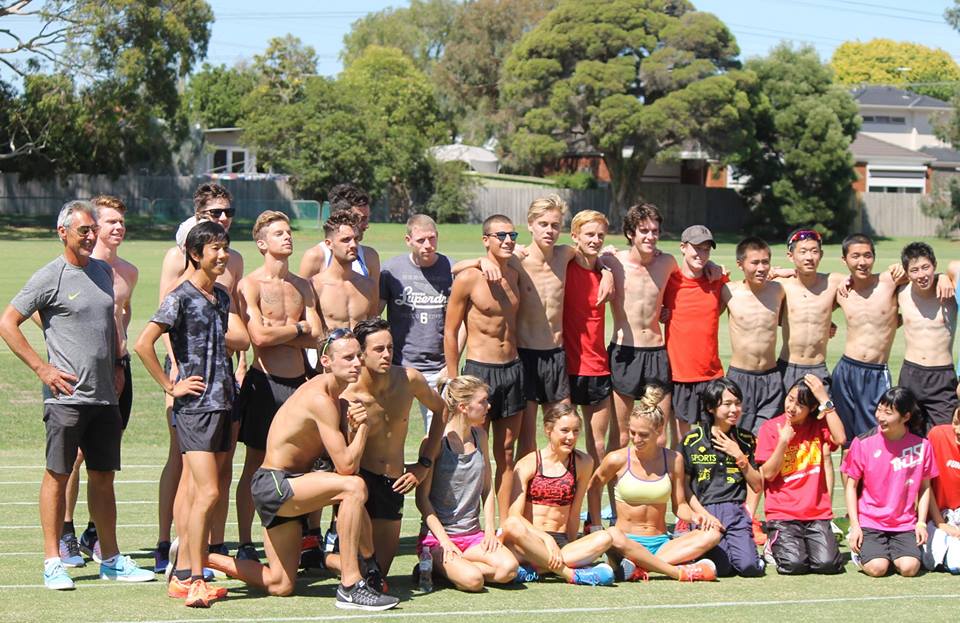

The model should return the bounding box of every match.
[417,529,485,556]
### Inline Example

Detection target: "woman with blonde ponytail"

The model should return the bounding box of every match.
[587,384,720,582]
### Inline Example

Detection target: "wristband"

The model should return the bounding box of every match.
[735,455,749,469]
[295,322,304,337]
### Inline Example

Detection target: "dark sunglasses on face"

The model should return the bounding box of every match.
[73,225,100,236]
[321,327,355,357]
[485,231,519,242]
[202,208,236,219]
[787,229,821,245]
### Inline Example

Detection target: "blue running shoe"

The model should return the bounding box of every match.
[572,563,615,586]
[100,554,156,582]
[514,564,540,583]
[154,541,170,574]
[59,533,85,568]
[44,559,75,590]
[79,529,102,563]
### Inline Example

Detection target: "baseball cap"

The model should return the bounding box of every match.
[680,225,716,248]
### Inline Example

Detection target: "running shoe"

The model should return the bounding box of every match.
[185,578,212,608]
[154,540,171,574]
[335,579,400,611]
[677,559,717,582]
[236,543,260,562]
[163,538,215,581]
[300,533,326,570]
[850,551,863,570]
[514,563,540,583]
[365,559,385,593]
[100,554,156,582]
[208,543,229,556]
[79,529,102,563]
[830,520,845,544]
[752,517,768,546]
[59,533,85,568]
[572,563,615,586]
[43,559,75,591]
[673,519,691,536]
[617,558,649,582]
[762,537,776,566]
[168,575,228,600]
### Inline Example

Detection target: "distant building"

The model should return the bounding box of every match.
[198,127,259,175]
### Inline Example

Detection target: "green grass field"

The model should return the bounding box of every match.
[1,224,959,622]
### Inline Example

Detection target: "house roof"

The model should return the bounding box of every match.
[851,86,950,109]
[920,146,960,166]
[851,134,932,162]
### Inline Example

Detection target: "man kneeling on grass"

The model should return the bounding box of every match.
[203,329,399,611]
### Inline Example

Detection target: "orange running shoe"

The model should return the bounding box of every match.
[677,559,717,582]
[752,517,767,546]
[168,575,227,600]
[184,578,218,607]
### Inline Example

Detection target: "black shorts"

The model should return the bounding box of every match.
[832,356,891,443]
[607,343,672,397]
[118,356,133,430]
[727,366,784,434]
[546,531,570,549]
[462,358,524,421]
[898,360,958,433]
[672,380,714,425]
[766,519,844,575]
[860,528,921,564]
[43,403,122,474]
[359,468,404,521]
[778,360,830,395]
[251,467,304,529]
[569,375,612,406]
[518,348,570,403]
[237,368,307,450]
[174,409,232,453]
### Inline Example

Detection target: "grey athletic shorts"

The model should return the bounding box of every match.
[518,347,570,403]
[174,409,232,453]
[607,343,672,397]
[462,358,524,421]
[778,359,830,395]
[251,467,302,528]
[727,366,784,434]
[43,403,122,474]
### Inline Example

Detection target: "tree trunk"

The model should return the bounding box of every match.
[605,154,647,229]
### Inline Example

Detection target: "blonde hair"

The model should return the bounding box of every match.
[442,375,489,414]
[252,210,290,244]
[570,210,608,235]
[91,195,127,214]
[630,385,665,429]
[527,194,568,223]
[543,402,579,428]
[406,213,437,236]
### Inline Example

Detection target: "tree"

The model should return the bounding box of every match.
[736,44,859,238]
[183,63,256,129]
[830,39,960,102]
[499,0,756,224]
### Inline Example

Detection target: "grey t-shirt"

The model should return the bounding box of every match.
[11,256,117,405]
[379,253,452,372]
[427,429,484,535]
[151,281,234,414]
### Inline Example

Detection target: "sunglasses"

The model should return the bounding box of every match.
[321,327,355,357]
[787,229,821,245]
[201,208,236,219]
[73,225,100,237]
[484,231,519,242]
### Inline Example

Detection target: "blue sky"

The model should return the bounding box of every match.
[200,0,960,76]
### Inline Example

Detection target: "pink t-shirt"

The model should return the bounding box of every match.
[840,431,938,532]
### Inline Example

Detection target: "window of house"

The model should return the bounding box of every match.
[861,115,906,125]
[865,166,926,193]
[213,149,228,172]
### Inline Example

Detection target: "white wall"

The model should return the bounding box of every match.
[859,106,950,150]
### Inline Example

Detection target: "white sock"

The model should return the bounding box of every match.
[44,557,60,567]
[101,554,118,566]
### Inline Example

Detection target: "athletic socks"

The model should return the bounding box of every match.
[174,569,192,581]
[61,521,75,537]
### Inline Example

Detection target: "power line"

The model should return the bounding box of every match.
[822,0,944,18]
[768,0,947,24]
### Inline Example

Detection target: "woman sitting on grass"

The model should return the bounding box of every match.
[587,385,719,582]
[500,403,615,585]
[924,406,960,574]
[415,375,518,591]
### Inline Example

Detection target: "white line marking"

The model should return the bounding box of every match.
[0,517,423,529]
[0,480,158,485]
[96,594,960,623]
[0,501,156,506]
[0,464,243,470]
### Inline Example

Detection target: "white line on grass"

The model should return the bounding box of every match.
[0,464,243,470]
[0,517,423,529]
[0,480,158,485]
[97,594,960,623]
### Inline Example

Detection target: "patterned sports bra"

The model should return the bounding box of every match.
[527,450,577,507]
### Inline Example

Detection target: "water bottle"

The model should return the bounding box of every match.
[418,550,433,593]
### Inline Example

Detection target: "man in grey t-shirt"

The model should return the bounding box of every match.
[0,200,153,590]
[379,214,453,432]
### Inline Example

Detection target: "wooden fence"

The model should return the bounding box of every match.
[851,192,941,238]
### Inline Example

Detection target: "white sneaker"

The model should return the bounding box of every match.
[44,559,75,590]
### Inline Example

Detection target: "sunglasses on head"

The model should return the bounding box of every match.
[73,225,100,237]
[484,231,519,242]
[321,327,355,357]
[201,208,236,219]
[788,229,821,245]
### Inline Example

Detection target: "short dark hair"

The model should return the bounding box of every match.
[193,183,232,214]
[841,233,875,257]
[323,209,360,239]
[482,213,512,234]
[735,236,770,263]
[701,378,744,423]
[623,203,662,243]
[328,183,370,213]
[877,386,917,421]
[901,241,936,270]
[787,378,823,412]
[786,227,822,252]
[353,318,391,349]
[184,221,229,270]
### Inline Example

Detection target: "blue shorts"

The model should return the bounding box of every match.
[627,533,670,556]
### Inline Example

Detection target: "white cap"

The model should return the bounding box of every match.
[175,216,199,252]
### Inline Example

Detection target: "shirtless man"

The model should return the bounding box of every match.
[299,183,380,283]
[898,242,958,433]
[343,318,446,575]
[445,214,522,520]
[233,211,324,562]
[59,195,140,566]
[205,331,399,610]
[154,183,246,569]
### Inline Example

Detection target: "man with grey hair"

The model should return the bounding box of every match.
[0,201,154,590]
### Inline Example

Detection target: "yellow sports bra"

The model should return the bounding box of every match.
[614,448,672,505]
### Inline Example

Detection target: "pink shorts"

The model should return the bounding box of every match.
[417,529,485,556]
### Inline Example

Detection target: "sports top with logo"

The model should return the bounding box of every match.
[151,281,234,414]
[681,425,757,505]
[11,256,117,405]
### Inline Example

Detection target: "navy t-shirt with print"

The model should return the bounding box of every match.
[681,425,757,505]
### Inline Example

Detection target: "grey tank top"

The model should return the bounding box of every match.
[428,428,484,535]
